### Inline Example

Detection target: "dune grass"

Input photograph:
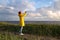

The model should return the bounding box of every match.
[0,22,60,37]
[0,31,25,40]
[0,22,60,40]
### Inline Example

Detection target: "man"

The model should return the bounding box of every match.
[18,11,27,35]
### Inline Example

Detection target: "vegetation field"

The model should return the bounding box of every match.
[0,22,60,40]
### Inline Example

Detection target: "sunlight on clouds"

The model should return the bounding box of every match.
[0,0,60,21]
[47,10,60,19]
[21,0,36,11]
[28,13,41,17]
[0,5,3,8]
[53,0,60,10]
[9,7,15,10]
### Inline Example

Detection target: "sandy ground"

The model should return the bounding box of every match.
[0,31,60,40]
[15,33,60,40]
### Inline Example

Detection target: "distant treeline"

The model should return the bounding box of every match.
[0,21,60,24]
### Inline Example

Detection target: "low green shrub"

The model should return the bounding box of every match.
[0,22,60,37]
[23,24,60,37]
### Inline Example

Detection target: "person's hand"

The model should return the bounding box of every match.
[25,11,27,13]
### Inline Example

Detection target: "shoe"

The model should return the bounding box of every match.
[20,33,24,35]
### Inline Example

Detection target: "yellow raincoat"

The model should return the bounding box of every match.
[18,12,26,27]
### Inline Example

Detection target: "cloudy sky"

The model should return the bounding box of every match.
[0,0,60,21]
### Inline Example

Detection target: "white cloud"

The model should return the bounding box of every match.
[0,0,36,11]
[53,0,60,10]
[0,5,3,8]
[32,0,60,21]
[47,10,60,19]
[8,7,15,10]
[37,7,60,20]
[28,13,41,17]
[0,0,60,21]
[21,0,36,11]
[46,0,60,20]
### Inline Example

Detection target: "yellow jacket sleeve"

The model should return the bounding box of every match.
[23,13,27,17]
